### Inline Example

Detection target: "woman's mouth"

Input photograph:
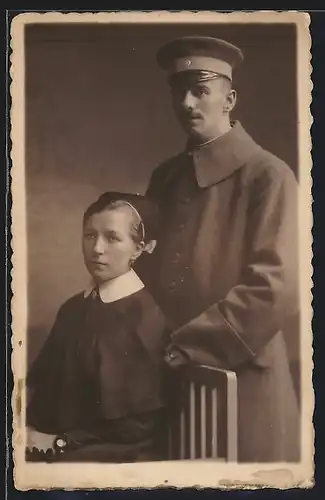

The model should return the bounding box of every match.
[90,261,107,268]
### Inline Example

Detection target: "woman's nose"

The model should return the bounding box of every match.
[93,237,105,254]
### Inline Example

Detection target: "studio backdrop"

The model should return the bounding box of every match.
[25,22,299,397]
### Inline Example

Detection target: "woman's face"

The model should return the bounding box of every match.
[82,207,141,283]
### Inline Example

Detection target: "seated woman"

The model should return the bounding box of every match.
[26,192,170,463]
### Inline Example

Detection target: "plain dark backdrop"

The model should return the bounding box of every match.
[25,22,299,394]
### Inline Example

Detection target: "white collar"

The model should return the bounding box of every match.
[84,269,145,304]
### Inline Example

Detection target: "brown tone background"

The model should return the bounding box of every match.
[25,22,300,399]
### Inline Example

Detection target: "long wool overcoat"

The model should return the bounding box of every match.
[144,120,300,462]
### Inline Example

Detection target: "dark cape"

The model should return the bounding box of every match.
[27,288,170,462]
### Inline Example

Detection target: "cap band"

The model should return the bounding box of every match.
[168,70,231,88]
[168,55,232,80]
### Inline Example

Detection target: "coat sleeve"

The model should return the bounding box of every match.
[169,164,299,369]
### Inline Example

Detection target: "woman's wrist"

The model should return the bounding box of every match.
[53,433,69,454]
[52,428,98,453]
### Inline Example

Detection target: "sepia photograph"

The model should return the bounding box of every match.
[10,10,313,490]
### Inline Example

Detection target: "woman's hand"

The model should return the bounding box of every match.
[26,427,57,453]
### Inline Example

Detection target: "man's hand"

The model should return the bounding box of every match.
[26,427,57,452]
[164,346,189,368]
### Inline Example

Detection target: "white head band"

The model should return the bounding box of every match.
[121,201,146,243]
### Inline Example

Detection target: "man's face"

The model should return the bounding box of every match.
[170,76,231,140]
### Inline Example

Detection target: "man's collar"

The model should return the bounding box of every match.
[84,269,144,303]
[186,121,259,187]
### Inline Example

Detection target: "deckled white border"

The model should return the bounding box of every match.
[10,10,314,490]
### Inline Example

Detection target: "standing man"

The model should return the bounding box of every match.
[145,36,300,462]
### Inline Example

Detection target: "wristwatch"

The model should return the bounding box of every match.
[53,434,68,453]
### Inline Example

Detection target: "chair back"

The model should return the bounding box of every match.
[167,365,238,462]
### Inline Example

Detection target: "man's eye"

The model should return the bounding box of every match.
[194,88,208,97]
[84,233,96,240]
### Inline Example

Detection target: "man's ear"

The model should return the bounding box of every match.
[223,89,237,113]
[144,240,157,254]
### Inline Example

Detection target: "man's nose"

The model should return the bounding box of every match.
[181,90,195,110]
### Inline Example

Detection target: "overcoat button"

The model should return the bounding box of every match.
[172,253,181,263]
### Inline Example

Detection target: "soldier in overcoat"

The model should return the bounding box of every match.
[143,36,300,462]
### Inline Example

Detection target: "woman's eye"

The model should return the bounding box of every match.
[106,234,119,243]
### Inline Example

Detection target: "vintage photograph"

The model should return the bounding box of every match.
[10,11,313,489]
